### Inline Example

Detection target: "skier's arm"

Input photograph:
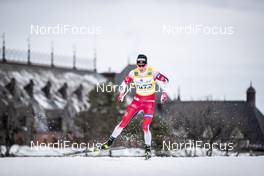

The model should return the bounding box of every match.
[118,71,133,102]
[154,71,169,103]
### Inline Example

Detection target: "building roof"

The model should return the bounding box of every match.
[0,62,105,133]
[163,100,264,144]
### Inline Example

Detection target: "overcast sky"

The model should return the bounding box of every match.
[0,0,264,112]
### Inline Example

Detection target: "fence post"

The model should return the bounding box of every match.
[51,41,54,67]
[27,37,31,65]
[2,33,6,62]
[93,48,97,72]
[73,44,76,70]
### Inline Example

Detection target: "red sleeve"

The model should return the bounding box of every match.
[124,71,133,84]
[155,72,169,83]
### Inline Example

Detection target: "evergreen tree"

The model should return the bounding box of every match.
[75,81,126,142]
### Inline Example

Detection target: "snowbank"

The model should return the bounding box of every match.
[1,145,251,157]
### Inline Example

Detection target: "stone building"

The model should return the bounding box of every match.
[162,83,264,147]
[0,62,104,146]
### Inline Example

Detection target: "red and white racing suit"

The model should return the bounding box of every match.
[111,66,169,146]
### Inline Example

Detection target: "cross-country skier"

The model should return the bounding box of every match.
[101,54,169,158]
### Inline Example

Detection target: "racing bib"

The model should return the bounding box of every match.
[132,67,156,96]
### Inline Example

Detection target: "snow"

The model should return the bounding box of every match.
[2,145,252,157]
[3,145,147,157]
[0,156,263,176]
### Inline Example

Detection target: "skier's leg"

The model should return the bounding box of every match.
[142,116,153,159]
[102,102,138,149]
[142,116,153,146]
[142,101,155,158]
[111,104,138,138]
[142,101,154,146]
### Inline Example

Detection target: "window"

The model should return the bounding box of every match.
[47,117,62,131]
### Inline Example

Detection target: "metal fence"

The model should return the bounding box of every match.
[0,48,95,71]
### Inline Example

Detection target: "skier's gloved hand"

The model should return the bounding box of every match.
[118,93,125,102]
[161,92,168,103]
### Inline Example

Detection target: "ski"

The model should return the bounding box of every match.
[63,147,99,156]
[63,146,126,156]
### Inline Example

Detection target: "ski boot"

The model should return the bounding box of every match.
[144,145,151,160]
[101,136,115,150]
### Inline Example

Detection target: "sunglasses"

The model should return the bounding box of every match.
[137,60,147,67]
